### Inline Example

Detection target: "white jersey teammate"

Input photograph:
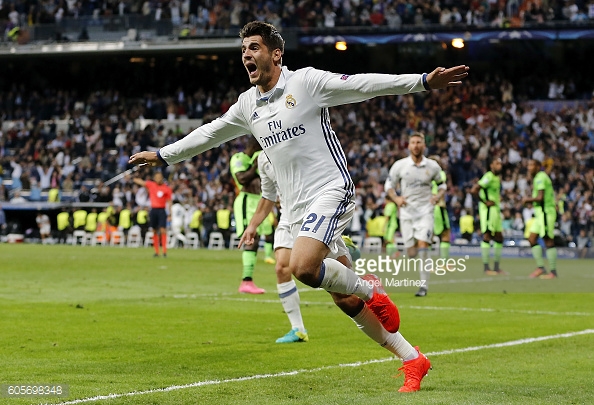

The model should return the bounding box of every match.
[385,132,446,297]
[130,21,469,392]
[170,201,188,247]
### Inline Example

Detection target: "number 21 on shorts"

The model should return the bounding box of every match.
[301,213,326,233]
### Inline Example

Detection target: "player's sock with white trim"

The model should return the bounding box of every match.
[317,258,372,301]
[242,251,257,279]
[352,306,418,361]
[440,242,450,259]
[277,280,305,333]
[481,241,491,270]
[531,245,545,269]
[493,242,503,271]
[418,248,430,289]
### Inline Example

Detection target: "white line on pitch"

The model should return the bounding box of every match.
[205,296,593,316]
[42,329,594,405]
[403,305,592,317]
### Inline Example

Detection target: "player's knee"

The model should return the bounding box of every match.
[290,258,320,287]
[275,262,291,281]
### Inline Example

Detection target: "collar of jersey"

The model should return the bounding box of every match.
[408,155,427,167]
[255,66,288,106]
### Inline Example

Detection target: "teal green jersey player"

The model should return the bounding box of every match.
[523,158,558,279]
[471,157,505,275]
[230,136,268,294]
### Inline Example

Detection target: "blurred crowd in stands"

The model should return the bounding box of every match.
[3,0,594,43]
[0,69,593,248]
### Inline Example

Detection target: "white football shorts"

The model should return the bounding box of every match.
[401,215,434,248]
[290,188,354,259]
[274,216,293,250]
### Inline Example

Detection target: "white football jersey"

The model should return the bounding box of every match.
[258,151,289,226]
[160,66,427,223]
[258,151,280,204]
[170,203,186,227]
[385,156,445,220]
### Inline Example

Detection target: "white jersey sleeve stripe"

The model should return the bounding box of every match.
[322,108,354,192]
[320,108,355,245]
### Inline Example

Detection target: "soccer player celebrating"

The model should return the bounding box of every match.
[230,137,267,294]
[130,21,468,391]
[523,158,558,279]
[471,157,507,275]
[134,171,172,257]
[386,133,446,297]
[429,156,451,262]
[240,149,430,391]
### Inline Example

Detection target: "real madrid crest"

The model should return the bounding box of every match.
[285,94,296,109]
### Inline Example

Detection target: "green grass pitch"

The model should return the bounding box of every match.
[1,244,593,404]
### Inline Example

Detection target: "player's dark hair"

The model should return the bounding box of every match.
[488,156,501,169]
[239,21,285,54]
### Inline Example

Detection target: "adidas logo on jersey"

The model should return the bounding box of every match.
[252,111,259,121]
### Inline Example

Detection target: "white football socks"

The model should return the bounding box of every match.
[277,280,305,333]
[352,306,418,362]
[418,248,430,289]
[318,258,373,301]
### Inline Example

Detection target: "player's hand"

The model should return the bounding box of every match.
[430,195,439,205]
[521,197,530,205]
[395,196,407,208]
[129,151,163,166]
[238,225,257,249]
[426,65,469,89]
[484,200,495,207]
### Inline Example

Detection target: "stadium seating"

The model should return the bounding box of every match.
[126,228,142,248]
[72,230,87,246]
[185,232,200,249]
[110,231,126,247]
[363,237,382,254]
[144,231,154,247]
[90,232,107,246]
[229,233,241,249]
[208,232,225,250]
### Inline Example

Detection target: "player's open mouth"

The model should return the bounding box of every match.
[245,62,258,78]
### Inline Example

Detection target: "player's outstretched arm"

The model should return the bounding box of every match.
[131,101,249,167]
[303,64,469,108]
[238,197,276,248]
